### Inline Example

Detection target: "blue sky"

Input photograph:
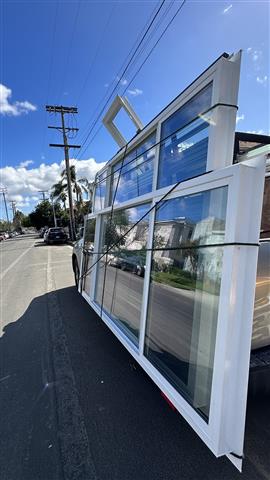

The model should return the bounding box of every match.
[0,0,269,214]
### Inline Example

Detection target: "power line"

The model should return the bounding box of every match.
[123,0,187,96]
[75,2,117,107]
[76,0,162,145]
[74,0,166,159]
[57,0,82,103]
[77,0,187,160]
[75,1,174,157]
[46,0,59,104]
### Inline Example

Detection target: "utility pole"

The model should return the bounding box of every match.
[10,200,16,218]
[50,194,57,227]
[46,105,80,241]
[10,201,16,221]
[0,186,11,230]
[38,190,48,201]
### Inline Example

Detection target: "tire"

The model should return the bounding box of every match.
[73,257,79,288]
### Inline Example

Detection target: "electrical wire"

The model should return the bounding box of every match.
[77,0,187,160]
[81,102,238,191]
[57,0,82,104]
[74,0,166,160]
[75,2,117,107]
[122,0,186,96]
[76,0,163,145]
[46,0,59,104]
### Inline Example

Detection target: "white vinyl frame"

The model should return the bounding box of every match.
[79,52,266,471]
[81,158,266,472]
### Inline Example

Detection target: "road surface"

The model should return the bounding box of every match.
[1,234,269,480]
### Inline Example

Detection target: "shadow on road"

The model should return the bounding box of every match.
[34,242,69,248]
[1,285,270,480]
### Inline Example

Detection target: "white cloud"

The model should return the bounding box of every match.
[127,88,143,97]
[18,160,34,168]
[246,47,263,72]
[222,4,232,14]
[0,84,37,116]
[116,76,128,86]
[236,113,245,124]
[0,158,105,213]
[256,75,268,85]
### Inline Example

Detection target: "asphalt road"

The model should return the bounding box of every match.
[1,234,270,480]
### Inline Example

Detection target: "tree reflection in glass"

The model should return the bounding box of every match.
[145,187,228,420]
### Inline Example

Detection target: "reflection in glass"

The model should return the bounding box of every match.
[158,117,209,189]
[111,134,156,204]
[95,204,151,343]
[94,170,107,211]
[145,187,227,420]
[82,218,96,296]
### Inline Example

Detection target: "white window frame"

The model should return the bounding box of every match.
[92,52,241,216]
[81,157,265,471]
[78,53,268,470]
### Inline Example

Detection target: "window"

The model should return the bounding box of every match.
[82,218,96,296]
[110,134,156,204]
[94,170,107,211]
[95,204,151,343]
[158,84,212,189]
[144,186,228,419]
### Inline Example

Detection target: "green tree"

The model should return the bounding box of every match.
[29,200,58,230]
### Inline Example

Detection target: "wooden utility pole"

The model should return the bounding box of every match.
[9,201,17,220]
[46,105,80,241]
[0,187,10,229]
[38,190,48,201]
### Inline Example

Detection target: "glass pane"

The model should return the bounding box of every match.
[94,170,107,211]
[82,218,96,296]
[158,117,209,189]
[95,204,151,343]
[111,134,156,204]
[154,187,228,248]
[160,84,212,141]
[144,187,228,420]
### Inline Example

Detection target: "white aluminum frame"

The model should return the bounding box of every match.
[81,158,266,471]
[79,53,267,471]
[93,51,241,216]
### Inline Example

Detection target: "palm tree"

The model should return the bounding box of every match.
[52,165,83,205]
[78,177,95,208]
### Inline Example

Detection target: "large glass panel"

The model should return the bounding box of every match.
[110,134,156,204]
[94,170,107,211]
[95,204,151,343]
[158,84,212,189]
[82,218,96,296]
[144,187,228,420]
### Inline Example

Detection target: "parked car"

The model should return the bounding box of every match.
[44,227,68,244]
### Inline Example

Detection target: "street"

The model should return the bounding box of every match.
[1,234,270,480]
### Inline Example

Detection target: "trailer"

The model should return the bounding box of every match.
[72,52,270,471]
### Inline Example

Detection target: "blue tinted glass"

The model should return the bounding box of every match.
[95,204,151,344]
[154,187,228,247]
[158,84,212,190]
[145,186,228,420]
[94,170,107,211]
[160,84,212,141]
[111,133,156,204]
[158,118,209,189]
